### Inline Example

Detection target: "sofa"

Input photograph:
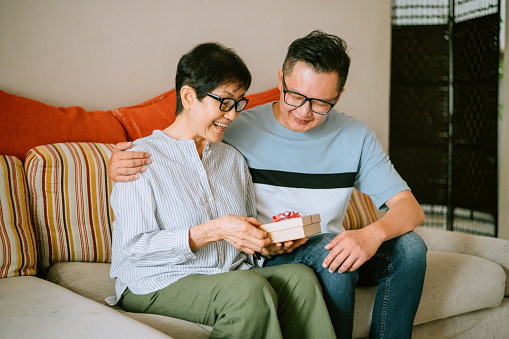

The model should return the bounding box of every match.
[1,88,508,339]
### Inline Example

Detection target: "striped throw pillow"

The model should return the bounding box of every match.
[342,188,379,230]
[25,143,115,272]
[0,155,37,277]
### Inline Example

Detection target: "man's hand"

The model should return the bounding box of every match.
[322,228,383,273]
[259,238,308,257]
[107,142,152,182]
[322,190,424,274]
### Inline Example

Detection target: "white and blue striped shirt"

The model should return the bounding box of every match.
[108,130,257,305]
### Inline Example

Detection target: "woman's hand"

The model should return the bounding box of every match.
[107,142,152,182]
[189,215,270,254]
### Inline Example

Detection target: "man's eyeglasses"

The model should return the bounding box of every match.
[282,75,339,115]
[207,93,249,113]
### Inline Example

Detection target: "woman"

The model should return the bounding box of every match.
[108,42,335,339]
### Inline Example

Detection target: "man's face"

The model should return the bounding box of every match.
[274,61,344,133]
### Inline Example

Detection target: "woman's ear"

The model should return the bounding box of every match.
[180,85,196,111]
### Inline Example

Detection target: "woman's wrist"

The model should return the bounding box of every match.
[189,220,221,251]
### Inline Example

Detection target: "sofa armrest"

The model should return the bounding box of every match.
[414,226,509,296]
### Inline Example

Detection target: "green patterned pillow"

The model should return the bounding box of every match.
[0,155,37,277]
[25,142,115,272]
[342,188,379,230]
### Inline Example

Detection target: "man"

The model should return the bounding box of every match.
[108,31,427,339]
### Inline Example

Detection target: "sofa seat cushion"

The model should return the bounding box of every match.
[351,250,506,338]
[46,262,212,338]
[48,250,506,339]
[0,276,170,339]
[25,142,115,272]
[0,155,37,277]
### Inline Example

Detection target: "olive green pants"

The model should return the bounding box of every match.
[120,263,336,339]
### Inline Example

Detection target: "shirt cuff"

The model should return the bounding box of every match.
[174,227,197,262]
[373,183,411,210]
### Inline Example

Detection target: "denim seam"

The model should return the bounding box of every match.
[379,261,393,339]
[372,252,393,339]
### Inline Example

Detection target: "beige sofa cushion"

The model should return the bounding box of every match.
[0,155,37,278]
[46,262,212,338]
[415,251,505,323]
[25,142,115,272]
[0,276,171,339]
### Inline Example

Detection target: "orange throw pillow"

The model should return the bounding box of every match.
[112,90,178,141]
[245,87,280,109]
[110,87,279,142]
[0,90,127,162]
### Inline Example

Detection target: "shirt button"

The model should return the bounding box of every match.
[219,255,223,260]
[201,170,206,176]
[208,197,213,202]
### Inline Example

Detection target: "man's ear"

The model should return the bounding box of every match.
[277,70,284,91]
[180,85,196,110]
[332,88,346,108]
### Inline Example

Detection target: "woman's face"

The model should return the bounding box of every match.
[190,82,246,144]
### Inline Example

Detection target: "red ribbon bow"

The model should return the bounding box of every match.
[272,211,301,222]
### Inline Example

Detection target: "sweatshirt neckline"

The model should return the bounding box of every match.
[265,102,330,140]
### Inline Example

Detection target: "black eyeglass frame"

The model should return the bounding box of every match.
[206,93,249,113]
[282,74,340,115]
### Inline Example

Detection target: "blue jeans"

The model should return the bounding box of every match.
[263,231,427,339]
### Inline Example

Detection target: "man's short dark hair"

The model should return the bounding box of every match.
[282,30,350,91]
[175,42,251,115]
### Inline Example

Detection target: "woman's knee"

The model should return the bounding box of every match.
[278,263,322,293]
[229,270,277,303]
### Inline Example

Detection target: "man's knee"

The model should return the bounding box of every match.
[395,231,427,270]
[307,232,336,248]
[301,233,336,261]
[401,232,427,255]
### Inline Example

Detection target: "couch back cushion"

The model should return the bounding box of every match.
[343,188,379,230]
[25,143,115,272]
[112,90,178,141]
[0,155,37,277]
[245,87,280,110]
[0,90,127,162]
[111,87,281,142]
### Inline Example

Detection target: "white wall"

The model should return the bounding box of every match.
[498,3,509,240]
[2,0,507,238]
[0,0,392,150]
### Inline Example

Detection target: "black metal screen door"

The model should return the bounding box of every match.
[390,0,500,236]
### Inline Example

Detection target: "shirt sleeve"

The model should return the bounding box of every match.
[354,129,410,210]
[111,175,197,267]
[244,160,257,219]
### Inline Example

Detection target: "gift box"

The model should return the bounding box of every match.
[259,214,321,244]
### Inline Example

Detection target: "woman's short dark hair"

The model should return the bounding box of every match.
[282,30,350,91]
[175,42,251,115]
